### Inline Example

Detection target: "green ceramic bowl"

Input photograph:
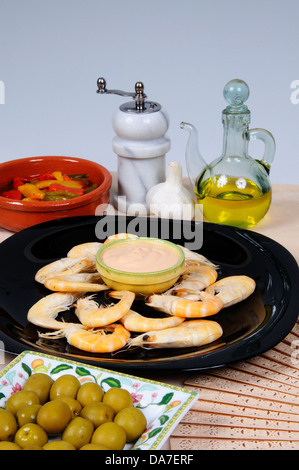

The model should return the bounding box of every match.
[96,237,185,295]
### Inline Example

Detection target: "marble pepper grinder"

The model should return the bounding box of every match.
[97,78,170,214]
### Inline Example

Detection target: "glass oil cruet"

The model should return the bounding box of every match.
[181,79,276,228]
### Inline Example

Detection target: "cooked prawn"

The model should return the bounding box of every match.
[67,242,102,260]
[120,309,184,332]
[180,246,218,268]
[74,291,135,327]
[103,233,138,244]
[35,257,96,284]
[146,291,223,318]
[44,273,107,293]
[205,275,256,307]
[167,265,218,296]
[128,319,223,349]
[41,323,131,353]
[27,292,79,330]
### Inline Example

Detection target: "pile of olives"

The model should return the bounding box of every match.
[0,373,147,450]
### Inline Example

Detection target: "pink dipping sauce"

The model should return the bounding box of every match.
[101,240,181,273]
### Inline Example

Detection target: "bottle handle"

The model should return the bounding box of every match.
[249,128,276,171]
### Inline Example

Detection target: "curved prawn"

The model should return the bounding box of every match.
[168,265,218,296]
[205,275,256,307]
[146,291,223,318]
[41,323,130,353]
[74,291,135,327]
[128,319,223,349]
[44,273,107,293]
[35,257,96,284]
[27,292,79,330]
[180,246,218,268]
[67,242,102,260]
[120,309,184,332]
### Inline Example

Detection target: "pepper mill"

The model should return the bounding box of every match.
[97,77,170,214]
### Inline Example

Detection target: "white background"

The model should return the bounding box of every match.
[0,0,298,184]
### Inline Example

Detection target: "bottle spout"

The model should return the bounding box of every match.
[180,122,207,190]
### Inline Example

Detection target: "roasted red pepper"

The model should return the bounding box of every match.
[47,183,85,195]
[1,189,22,200]
[12,177,25,189]
[38,173,55,181]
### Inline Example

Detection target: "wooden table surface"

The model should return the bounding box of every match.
[0,182,298,450]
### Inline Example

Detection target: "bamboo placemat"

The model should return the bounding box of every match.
[169,318,299,450]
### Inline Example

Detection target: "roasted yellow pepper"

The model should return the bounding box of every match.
[36,179,84,190]
[18,184,45,200]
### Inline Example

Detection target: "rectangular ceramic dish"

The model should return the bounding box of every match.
[0,351,198,450]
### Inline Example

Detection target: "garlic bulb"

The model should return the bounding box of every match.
[146,161,195,219]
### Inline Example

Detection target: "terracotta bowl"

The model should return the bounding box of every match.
[0,156,112,232]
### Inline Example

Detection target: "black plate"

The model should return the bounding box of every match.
[0,215,298,371]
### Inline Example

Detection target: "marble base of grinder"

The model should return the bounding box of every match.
[114,154,166,215]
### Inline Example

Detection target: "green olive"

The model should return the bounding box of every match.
[50,374,80,400]
[76,382,103,407]
[80,443,110,450]
[23,373,53,404]
[43,440,76,450]
[80,402,114,428]
[0,409,18,441]
[62,417,94,450]
[59,396,82,418]
[114,407,147,442]
[5,390,40,415]
[102,387,133,414]
[14,423,48,449]
[91,422,126,450]
[16,404,42,427]
[37,399,72,434]
[0,441,21,450]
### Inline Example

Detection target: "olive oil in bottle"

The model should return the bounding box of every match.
[195,175,272,228]
[181,79,275,229]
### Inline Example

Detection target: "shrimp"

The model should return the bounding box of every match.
[128,319,223,349]
[35,257,96,284]
[103,233,138,244]
[120,309,184,332]
[180,246,218,268]
[27,292,79,330]
[205,275,256,307]
[67,242,102,260]
[167,265,218,296]
[74,291,135,327]
[41,323,131,353]
[146,291,223,318]
[44,273,108,293]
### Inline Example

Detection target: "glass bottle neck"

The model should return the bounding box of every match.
[222,114,250,158]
